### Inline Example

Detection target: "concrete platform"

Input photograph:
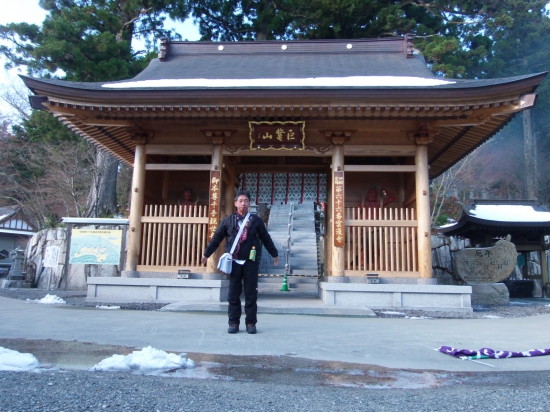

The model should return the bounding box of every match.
[86,277,228,303]
[86,274,473,312]
[160,294,377,317]
[320,281,473,312]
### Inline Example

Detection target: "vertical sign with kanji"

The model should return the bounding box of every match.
[333,171,345,247]
[208,170,222,242]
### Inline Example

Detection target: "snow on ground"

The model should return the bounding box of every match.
[0,347,40,371]
[96,305,121,310]
[26,294,66,304]
[405,316,432,320]
[381,311,406,316]
[91,346,195,374]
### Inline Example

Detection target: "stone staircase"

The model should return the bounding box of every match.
[258,202,319,296]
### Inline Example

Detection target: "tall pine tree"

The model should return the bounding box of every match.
[1,0,190,217]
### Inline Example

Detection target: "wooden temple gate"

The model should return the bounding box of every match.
[19,37,546,296]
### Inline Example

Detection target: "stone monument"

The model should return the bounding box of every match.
[455,239,517,304]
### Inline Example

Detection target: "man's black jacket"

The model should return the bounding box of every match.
[203,213,279,261]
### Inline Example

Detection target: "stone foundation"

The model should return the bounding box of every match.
[86,277,229,303]
[319,281,472,312]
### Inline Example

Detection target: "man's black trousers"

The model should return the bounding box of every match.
[228,260,259,325]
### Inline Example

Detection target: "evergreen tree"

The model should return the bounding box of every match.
[0,0,191,217]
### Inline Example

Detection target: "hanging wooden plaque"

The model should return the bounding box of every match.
[333,171,345,247]
[207,170,221,242]
[249,121,305,150]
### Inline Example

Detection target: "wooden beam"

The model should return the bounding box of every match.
[344,165,416,173]
[141,216,208,224]
[146,144,213,155]
[344,145,417,156]
[223,148,332,156]
[235,165,329,174]
[344,219,418,227]
[145,164,211,171]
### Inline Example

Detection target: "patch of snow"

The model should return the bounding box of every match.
[102,76,456,89]
[470,205,550,222]
[91,346,195,374]
[381,311,405,316]
[26,294,66,304]
[405,316,432,320]
[96,305,121,310]
[483,315,502,319]
[509,301,529,305]
[0,213,10,221]
[0,347,40,371]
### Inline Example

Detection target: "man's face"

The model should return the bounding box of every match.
[234,195,250,215]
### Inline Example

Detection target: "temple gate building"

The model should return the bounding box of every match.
[21,37,547,310]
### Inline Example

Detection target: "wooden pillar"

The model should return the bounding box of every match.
[207,143,224,273]
[331,143,345,277]
[224,161,236,218]
[415,144,432,278]
[125,143,146,272]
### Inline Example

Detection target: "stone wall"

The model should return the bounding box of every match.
[25,227,121,291]
[431,234,470,285]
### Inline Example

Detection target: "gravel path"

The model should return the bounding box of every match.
[1,287,550,318]
[2,368,550,412]
[2,288,550,411]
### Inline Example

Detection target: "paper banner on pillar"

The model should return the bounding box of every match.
[207,170,222,242]
[333,171,345,247]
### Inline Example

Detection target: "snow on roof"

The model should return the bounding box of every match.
[469,205,550,223]
[102,76,456,89]
[0,214,9,221]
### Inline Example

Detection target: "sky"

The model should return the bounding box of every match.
[0,0,200,117]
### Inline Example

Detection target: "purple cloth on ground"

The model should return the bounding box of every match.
[438,346,550,359]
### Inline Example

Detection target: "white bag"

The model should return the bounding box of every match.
[216,213,250,275]
[217,253,233,274]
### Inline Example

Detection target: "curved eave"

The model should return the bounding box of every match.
[19,73,547,105]
[438,215,550,237]
[19,72,547,172]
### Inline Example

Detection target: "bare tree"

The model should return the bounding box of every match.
[430,150,478,227]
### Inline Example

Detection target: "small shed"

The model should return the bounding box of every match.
[438,199,550,288]
[0,206,38,272]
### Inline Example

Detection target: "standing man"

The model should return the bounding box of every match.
[202,190,279,334]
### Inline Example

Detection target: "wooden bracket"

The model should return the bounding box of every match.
[131,127,153,144]
[321,130,356,145]
[201,130,237,144]
[407,123,437,145]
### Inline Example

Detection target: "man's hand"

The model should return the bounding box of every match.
[273,257,279,266]
[201,255,208,265]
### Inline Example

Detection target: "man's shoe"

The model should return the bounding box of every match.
[246,323,257,334]
[228,324,239,334]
